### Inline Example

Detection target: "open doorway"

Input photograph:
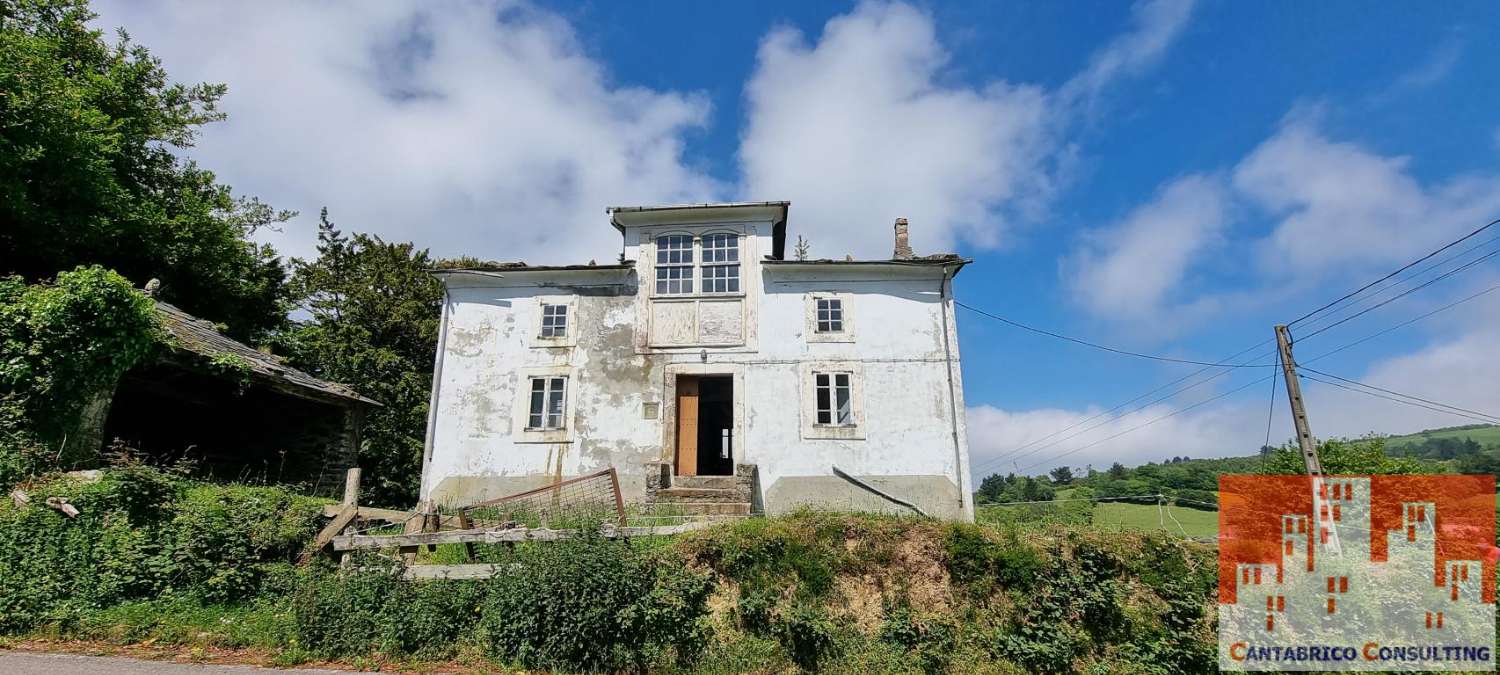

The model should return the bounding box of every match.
[675,375,734,476]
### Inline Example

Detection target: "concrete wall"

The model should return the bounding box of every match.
[421,218,973,520]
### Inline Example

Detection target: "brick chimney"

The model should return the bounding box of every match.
[892,218,913,259]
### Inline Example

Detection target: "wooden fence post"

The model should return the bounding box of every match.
[302,467,361,564]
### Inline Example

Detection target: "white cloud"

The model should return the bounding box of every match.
[965,394,1263,479]
[1235,115,1500,279]
[1062,174,1228,321]
[1059,0,1196,112]
[1065,114,1500,327]
[91,1,722,263]
[739,0,1195,259]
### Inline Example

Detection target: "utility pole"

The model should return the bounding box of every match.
[1274,324,1341,555]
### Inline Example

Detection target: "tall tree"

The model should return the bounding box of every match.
[276,210,442,506]
[0,0,291,339]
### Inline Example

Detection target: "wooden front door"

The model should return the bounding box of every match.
[675,376,700,476]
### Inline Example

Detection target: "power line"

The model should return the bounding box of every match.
[1299,373,1500,426]
[1297,248,1500,341]
[1303,283,1500,363]
[1286,217,1500,327]
[954,300,1276,368]
[1014,373,1276,474]
[971,341,1275,474]
[1286,233,1500,340]
[1263,349,1280,450]
[1299,366,1500,424]
[977,353,1271,473]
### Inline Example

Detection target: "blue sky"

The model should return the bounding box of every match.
[94,1,1500,477]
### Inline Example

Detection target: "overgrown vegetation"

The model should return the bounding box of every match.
[1,465,1221,673]
[0,267,162,483]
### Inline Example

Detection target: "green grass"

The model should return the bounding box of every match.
[1092,502,1218,539]
[1386,424,1500,450]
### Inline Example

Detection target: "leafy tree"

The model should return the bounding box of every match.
[1107,462,1128,480]
[0,0,292,339]
[1048,465,1074,485]
[275,210,442,506]
[1260,437,1431,476]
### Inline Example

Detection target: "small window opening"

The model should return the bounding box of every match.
[815,372,853,425]
[528,376,567,429]
[540,303,568,337]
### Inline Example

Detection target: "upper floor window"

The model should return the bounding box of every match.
[540,303,568,338]
[815,298,843,333]
[655,234,694,295]
[701,233,740,293]
[527,376,567,430]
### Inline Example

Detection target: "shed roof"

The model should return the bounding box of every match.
[155,301,379,407]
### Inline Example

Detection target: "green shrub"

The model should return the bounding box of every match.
[289,558,486,659]
[0,465,324,632]
[478,535,714,672]
[774,604,839,671]
[943,523,1044,593]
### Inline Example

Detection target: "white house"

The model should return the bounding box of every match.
[420,202,975,520]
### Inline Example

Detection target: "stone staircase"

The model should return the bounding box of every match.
[645,463,756,518]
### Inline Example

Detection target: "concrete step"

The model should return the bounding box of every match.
[654,487,745,502]
[671,475,740,490]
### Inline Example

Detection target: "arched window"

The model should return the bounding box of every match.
[701,233,740,293]
[655,234,693,294]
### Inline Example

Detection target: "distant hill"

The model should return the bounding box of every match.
[1384,424,1500,458]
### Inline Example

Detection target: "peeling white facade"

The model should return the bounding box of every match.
[420,202,975,520]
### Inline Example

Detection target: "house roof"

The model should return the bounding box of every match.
[430,261,632,274]
[155,301,379,407]
[762,254,970,275]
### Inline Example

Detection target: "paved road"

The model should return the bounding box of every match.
[0,651,349,674]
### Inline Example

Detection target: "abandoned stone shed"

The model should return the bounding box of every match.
[81,295,378,495]
[421,201,976,521]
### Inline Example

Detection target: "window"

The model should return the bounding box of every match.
[655,234,693,294]
[815,298,843,333]
[527,376,567,430]
[815,372,853,426]
[701,233,740,293]
[540,303,567,337]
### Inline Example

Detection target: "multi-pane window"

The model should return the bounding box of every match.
[814,372,853,426]
[540,303,568,338]
[527,376,567,430]
[815,298,843,333]
[701,233,740,293]
[655,234,693,294]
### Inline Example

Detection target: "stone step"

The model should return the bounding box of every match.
[648,502,749,516]
[671,475,740,490]
[654,487,745,502]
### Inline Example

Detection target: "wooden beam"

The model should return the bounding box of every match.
[402,564,514,581]
[302,503,357,564]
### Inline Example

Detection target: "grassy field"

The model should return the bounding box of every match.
[1386,424,1500,450]
[1093,502,1218,539]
